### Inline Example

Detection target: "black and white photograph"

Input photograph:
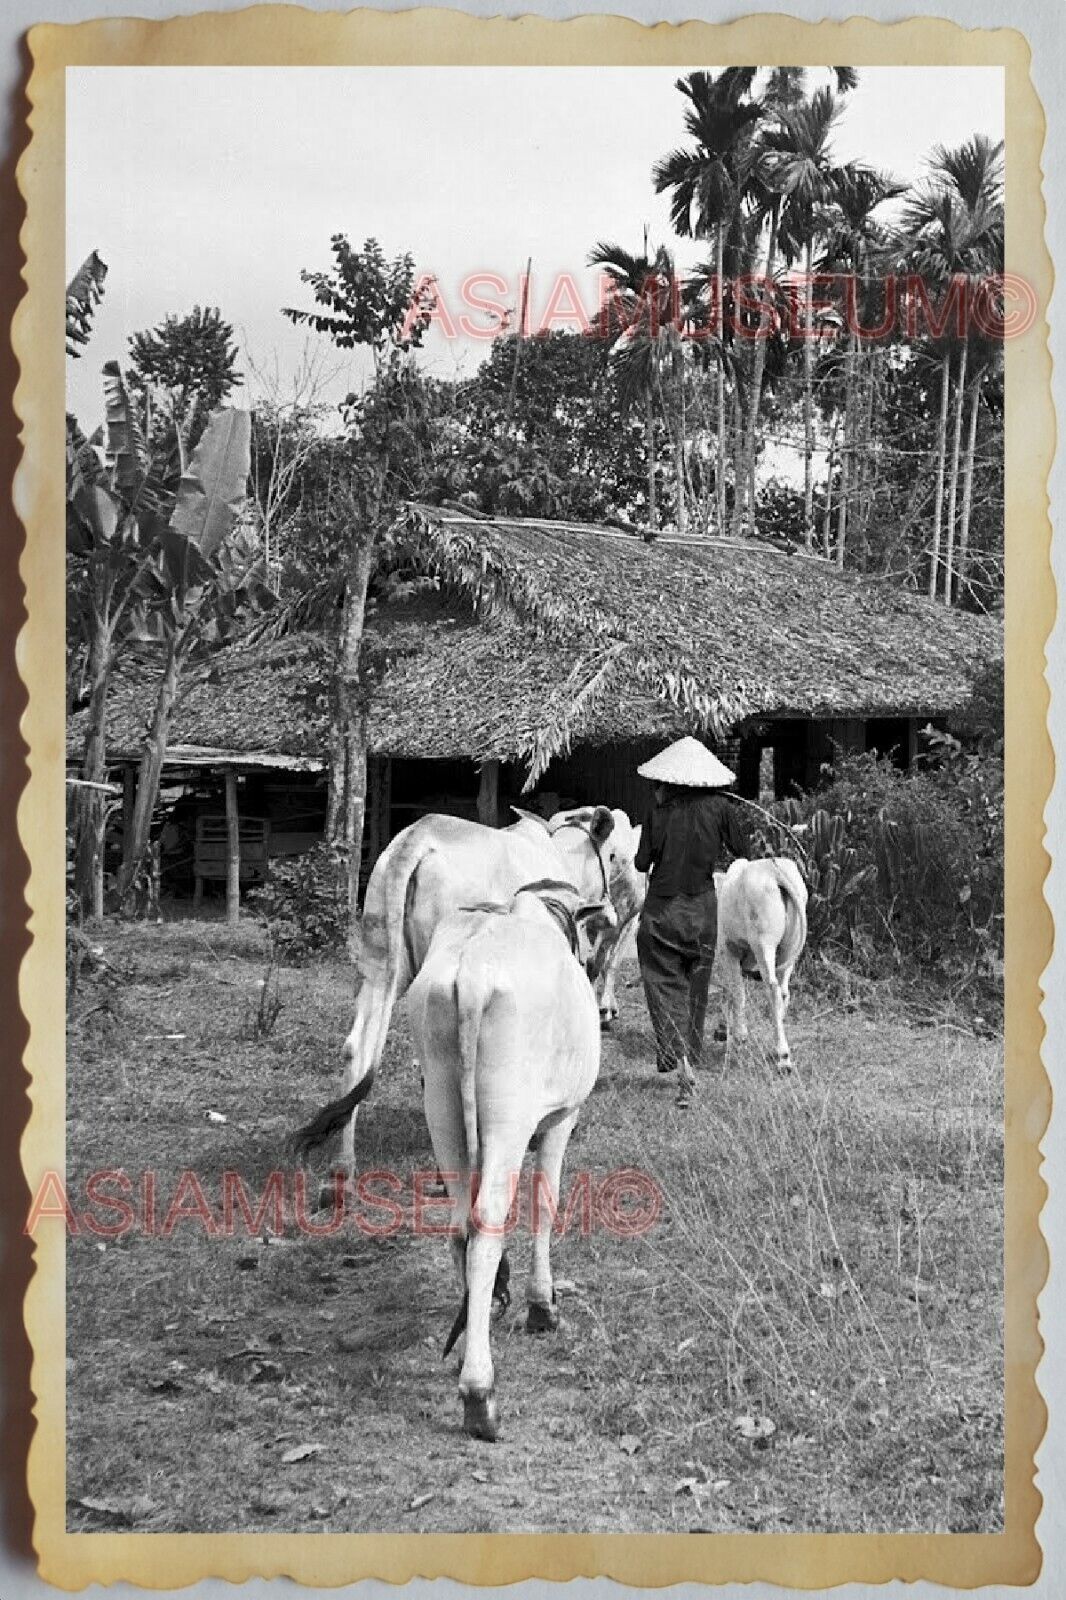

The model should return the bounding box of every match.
[55,45,1016,1548]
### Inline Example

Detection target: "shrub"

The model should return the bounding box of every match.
[771,741,1003,1017]
[247,844,348,963]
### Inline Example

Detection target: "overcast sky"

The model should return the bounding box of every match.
[66,65,1004,427]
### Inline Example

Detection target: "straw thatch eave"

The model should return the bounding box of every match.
[68,506,1001,786]
[391,502,1001,772]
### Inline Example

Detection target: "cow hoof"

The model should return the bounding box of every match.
[712,1023,729,1045]
[462,1389,499,1441]
[599,1015,615,1031]
[526,1298,559,1334]
[776,1053,793,1074]
[318,1175,351,1213]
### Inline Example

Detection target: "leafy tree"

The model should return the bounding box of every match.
[283,236,436,943]
[588,237,688,537]
[128,305,240,468]
[437,330,649,522]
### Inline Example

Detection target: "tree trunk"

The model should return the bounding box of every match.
[715,226,727,537]
[644,391,657,537]
[854,348,878,573]
[928,344,952,600]
[835,325,858,570]
[942,338,969,606]
[802,237,815,548]
[344,701,368,954]
[731,387,745,537]
[673,439,688,534]
[327,521,377,954]
[955,369,983,605]
[743,203,780,536]
[116,635,182,907]
[74,619,112,920]
[822,416,838,559]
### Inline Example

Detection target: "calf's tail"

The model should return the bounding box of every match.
[455,947,483,1175]
[768,859,808,969]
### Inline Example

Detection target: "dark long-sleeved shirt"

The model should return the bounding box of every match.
[635,790,751,905]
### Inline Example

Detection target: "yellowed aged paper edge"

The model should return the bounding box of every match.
[14,6,1051,1589]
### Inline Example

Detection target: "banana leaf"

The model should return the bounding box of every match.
[102,362,149,501]
[65,251,108,357]
[169,406,251,562]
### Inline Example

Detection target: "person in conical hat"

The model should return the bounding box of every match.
[633,736,752,1103]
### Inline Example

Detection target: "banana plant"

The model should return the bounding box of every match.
[114,403,268,906]
[66,360,168,917]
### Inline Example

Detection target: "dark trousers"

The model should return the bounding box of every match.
[636,888,717,1073]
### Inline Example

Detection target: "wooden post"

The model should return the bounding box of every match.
[477,759,500,828]
[736,739,761,800]
[122,765,135,838]
[225,770,240,925]
[367,757,386,866]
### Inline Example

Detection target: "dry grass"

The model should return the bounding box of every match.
[65,921,1002,1534]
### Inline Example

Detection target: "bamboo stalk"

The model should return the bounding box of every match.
[955,370,983,604]
[928,345,952,600]
[942,338,969,606]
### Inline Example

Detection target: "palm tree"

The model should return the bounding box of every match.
[739,68,857,536]
[589,237,686,537]
[819,164,906,568]
[767,87,843,546]
[900,135,1003,601]
[652,68,762,534]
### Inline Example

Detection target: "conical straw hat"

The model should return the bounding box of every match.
[637,736,736,788]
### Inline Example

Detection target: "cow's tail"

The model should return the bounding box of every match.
[291,1068,377,1163]
[454,946,484,1176]
[349,824,441,1083]
[767,858,808,969]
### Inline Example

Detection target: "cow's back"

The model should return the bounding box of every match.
[360,814,569,982]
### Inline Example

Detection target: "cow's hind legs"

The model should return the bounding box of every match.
[459,1157,520,1442]
[754,944,791,1070]
[716,949,747,1069]
[526,1109,579,1331]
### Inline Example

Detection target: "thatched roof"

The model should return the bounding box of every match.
[394,502,1001,743]
[68,503,1001,784]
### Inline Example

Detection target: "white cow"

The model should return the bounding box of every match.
[680,856,807,1095]
[406,881,617,1441]
[328,806,643,1190]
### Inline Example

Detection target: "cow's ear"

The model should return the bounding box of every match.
[588,806,615,847]
[576,904,616,939]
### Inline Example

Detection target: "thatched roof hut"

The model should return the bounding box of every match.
[70,501,1001,789]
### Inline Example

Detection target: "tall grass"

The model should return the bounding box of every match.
[590,1013,1003,1531]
